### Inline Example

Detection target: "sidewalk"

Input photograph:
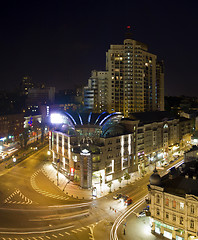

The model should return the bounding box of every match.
[42,163,92,200]
[42,163,155,200]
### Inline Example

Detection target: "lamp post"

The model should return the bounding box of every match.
[57,158,60,186]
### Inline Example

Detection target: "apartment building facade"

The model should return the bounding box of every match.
[49,111,192,188]
[148,160,198,240]
[84,32,164,117]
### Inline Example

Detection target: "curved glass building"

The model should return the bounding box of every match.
[49,111,137,189]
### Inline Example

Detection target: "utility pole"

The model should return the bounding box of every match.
[57,159,60,186]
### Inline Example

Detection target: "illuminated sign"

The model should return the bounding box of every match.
[80,149,90,156]
[70,167,75,176]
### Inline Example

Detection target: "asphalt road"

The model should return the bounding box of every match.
[0,146,95,240]
[0,146,185,240]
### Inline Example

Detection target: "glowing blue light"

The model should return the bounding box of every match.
[99,112,119,126]
[95,112,107,125]
[78,113,83,125]
[88,112,92,124]
[65,112,77,125]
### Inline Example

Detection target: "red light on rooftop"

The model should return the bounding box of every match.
[127,26,131,29]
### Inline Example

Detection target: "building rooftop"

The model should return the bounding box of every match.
[129,111,176,124]
[156,161,198,197]
[185,145,198,154]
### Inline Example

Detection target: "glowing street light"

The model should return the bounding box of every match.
[50,113,64,124]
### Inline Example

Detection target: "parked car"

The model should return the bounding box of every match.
[136,211,146,218]
[113,193,122,200]
[125,198,133,206]
[156,166,164,170]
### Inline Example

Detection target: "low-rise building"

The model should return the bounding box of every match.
[49,112,138,188]
[49,111,193,189]
[148,161,198,240]
[0,113,24,141]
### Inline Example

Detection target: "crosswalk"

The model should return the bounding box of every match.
[30,169,69,201]
[0,223,97,240]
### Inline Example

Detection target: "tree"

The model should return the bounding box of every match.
[23,128,29,148]
[19,128,29,148]
[124,172,130,184]
[107,181,112,193]
[19,134,23,148]
[118,177,123,188]
[40,118,46,143]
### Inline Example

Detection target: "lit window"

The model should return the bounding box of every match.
[180,217,184,225]
[180,202,184,210]
[172,200,176,209]
[165,198,169,206]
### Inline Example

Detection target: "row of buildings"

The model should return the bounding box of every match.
[148,146,198,240]
[49,111,192,189]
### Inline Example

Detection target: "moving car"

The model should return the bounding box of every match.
[136,211,146,218]
[125,198,133,206]
[113,193,122,200]
[122,195,129,201]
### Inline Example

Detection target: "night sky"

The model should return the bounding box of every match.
[0,1,198,96]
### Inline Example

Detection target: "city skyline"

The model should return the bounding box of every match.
[0,1,198,96]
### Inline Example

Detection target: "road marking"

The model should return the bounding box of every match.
[4,189,33,205]
[76,229,82,232]
[58,233,64,236]
[45,237,50,239]
[81,227,87,230]
[51,234,57,238]
[71,230,77,233]
[65,232,70,235]
[30,170,69,201]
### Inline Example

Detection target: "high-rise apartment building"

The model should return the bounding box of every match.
[84,70,109,112]
[19,75,34,96]
[84,29,164,117]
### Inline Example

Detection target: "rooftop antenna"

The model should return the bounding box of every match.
[125,25,133,39]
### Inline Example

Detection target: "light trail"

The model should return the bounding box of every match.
[29,210,89,221]
[0,202,91,212]
[110,195,147,240]
[0,225,74,235]
[166,159,184,172]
